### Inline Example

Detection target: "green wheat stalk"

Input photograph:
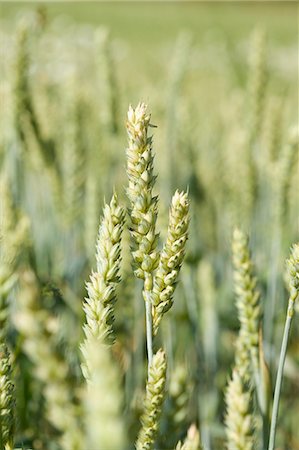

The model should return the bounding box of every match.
[268,243,299,450]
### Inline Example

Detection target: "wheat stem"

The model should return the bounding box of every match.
[268,305,293,450]
[268,243,299,450]
[145,294,153,365]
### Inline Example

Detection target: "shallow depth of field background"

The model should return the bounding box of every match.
[0,2,298,449]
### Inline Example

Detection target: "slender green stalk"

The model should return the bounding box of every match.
[268,243,299,450]
[145,297,153,365]
[265,130,298,373]
[268,307,293,450]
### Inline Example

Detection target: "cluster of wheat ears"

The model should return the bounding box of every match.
[1,100,298,450]
[0,11,298,450]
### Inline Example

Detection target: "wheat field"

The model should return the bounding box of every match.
[0,3,298,450]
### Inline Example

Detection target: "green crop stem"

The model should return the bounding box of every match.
[268,299,295,450]
[145,294,153,367]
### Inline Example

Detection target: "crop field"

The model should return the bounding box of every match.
[0,2,298,450]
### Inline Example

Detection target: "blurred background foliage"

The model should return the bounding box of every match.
[0,2,298,449]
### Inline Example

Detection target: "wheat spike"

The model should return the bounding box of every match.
[225,368,254,450]
[14,270,83,450]
[232,229,261,380]
[175,424,202,450]
[0,344,15,450]
[126,102,159,288]
[84,336,125,449]
[152,190,190,335]
[82,193,125,353]
[136,349,167,450]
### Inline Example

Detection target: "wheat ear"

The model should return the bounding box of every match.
[225,368,254,450]
[175,424,202,450]
[263,97,282,164]
[232,229,272,446]
[232,229,261,378]
[0,344,15,450]
[166,32,192,196]
[84,336,125,449]
[277,127,298,227]
[81,193,125,356]
[268,243,299,450]
[126,103,159,364]
[14,22,62,209]
[158,364,190,448]
[63,78,86,225]
[95,28,119,134]
[136,349,167,450]
[247,28,267,143]
[152,190,190,335]
[0,178,29,341]
[14,270,83,450]
[14,22,57,168]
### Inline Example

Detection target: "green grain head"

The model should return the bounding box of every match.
[126,103,159,289]
[152,190,190,335]
[136,349,167,450]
